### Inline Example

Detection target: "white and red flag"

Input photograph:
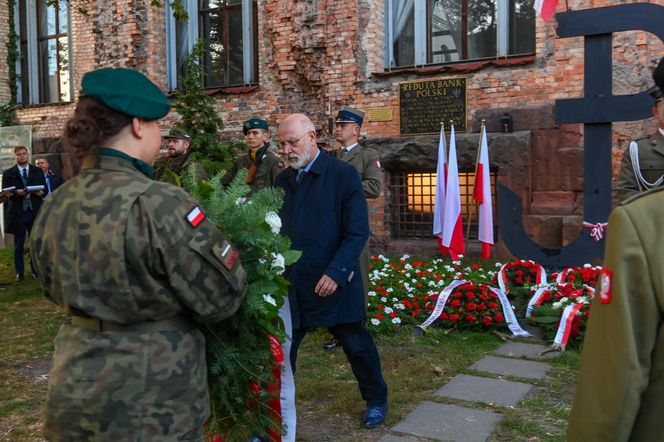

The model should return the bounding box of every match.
[432,124,448,256]
[473,124,494,260]
[442,124,464,260]
[534,0,559,22]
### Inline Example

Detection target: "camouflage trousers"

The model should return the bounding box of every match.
[44,324,209,441]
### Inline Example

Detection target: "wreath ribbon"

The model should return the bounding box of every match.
[582,221,608,242]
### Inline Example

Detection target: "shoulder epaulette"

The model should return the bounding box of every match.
[621,185,664,206]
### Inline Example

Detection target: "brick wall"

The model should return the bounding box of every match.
[2,0,663,254]
[0,0,10,103]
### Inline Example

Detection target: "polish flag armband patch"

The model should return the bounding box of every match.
[598,268,613,304]
[186,206,206,228]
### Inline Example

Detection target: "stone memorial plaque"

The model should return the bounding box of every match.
[399,77,467,135]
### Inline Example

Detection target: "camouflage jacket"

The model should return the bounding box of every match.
[154,150,191,177]
[220,143,286,193]
[30,154,246,440]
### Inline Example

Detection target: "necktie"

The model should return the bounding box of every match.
[340,148,348,157]
[46,176,51,194]
[21,168,30,210]
[296,169,306,183]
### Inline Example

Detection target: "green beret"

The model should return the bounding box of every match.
[164,128,191,141]
[80,67,171,120]
[243,118,269,135]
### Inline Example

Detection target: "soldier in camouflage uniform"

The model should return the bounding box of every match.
[615,85,664,204]
[220,118,286,193]
[153,128,193,181]
[30,67,247,441]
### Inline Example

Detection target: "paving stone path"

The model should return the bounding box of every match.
[378,334,560,442]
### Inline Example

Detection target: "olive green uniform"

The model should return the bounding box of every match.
[220,143,285,193]
[340,144,382,296]
[153,150,193,182]
[568,187,664,441]
[30,154,246,441]
[339,144,382,199]
[614,131,664,204]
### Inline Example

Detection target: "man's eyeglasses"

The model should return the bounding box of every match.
[278,131,311,150]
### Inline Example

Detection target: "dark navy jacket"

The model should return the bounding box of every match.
[276,150,369,329]
[2,164,47,234]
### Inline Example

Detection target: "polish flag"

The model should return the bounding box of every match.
[473,125,494,259]
[534,0,559,22]
[432,124,448,256]
[441,125,464,260]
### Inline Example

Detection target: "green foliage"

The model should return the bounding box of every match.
[0,103,16,127]
[172,40,234,171]
[182,167,300,441]
[192,140,247,177]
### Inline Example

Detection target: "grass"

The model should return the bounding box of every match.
[0,248,66,440]
[0,247,580,441]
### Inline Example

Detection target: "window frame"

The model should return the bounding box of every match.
[385,0,529,69]
[388,169,498,239]
[15,0,72,105]
[166,0,256,91]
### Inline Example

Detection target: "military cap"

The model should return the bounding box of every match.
[80,67,171,120]
[654,56,664,96]
[164,128,191,141]
[243,118,269,135]
[647,85,663,102]
[335,107,365,126]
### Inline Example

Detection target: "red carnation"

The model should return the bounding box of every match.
[482,316,493,327]
[451,299,461,307]
[467,302,477,311]
[453,292,462,299]
[449,314,459,323]
[465,314,476,322]
[495,312,504,323]
[389,311,398,318]
[439,312,448,321]
[487,302,498,309]
[376,313,383,320]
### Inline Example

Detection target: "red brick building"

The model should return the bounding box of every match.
[0,0,662,256]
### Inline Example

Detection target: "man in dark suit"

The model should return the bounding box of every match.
[275,114,388,429]
[3,145,46,280]
[34,156,64,196]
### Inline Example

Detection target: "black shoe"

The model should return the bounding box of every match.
[322,338,338,350]
[362,403,388,428]
[31,273,38,280]
[15,274,24,282]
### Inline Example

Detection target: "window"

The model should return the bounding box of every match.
[15,0,71,104]
[389,170,497,238]
[385,0,535,68]
[166,0,257,90]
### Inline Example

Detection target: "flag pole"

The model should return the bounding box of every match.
[466,119,485,241]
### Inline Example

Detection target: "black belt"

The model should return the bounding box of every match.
[70,316,194,333]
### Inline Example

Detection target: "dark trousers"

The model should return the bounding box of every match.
[14,209,35,277]
[291,321,388,407]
